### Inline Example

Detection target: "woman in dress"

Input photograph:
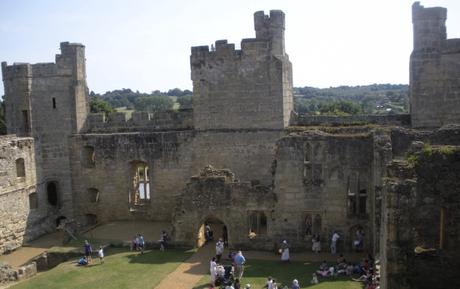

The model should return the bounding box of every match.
[280,240,290,262]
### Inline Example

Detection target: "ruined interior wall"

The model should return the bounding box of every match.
[271,129,379,251]
[381,146,460,289]
[410,2,460,128]
[0,136,53,254]
[70,129,281,224]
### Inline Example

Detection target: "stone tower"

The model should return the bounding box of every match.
[2,42,89,218]
[190,10,293,130]
[410,2,460,128]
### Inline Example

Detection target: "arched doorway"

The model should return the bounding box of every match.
[47,181,59,207]
[197,216,227,248]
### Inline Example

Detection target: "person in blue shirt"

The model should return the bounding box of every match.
[234,251,246,279]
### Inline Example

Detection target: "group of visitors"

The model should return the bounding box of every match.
[131,233,146,253]
[309,229,365,255]
[77,240,104,266]
[209,236,249,289]
[264,277,301,289]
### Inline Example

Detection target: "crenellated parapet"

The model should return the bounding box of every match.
[190,10,293,130]
[83,109,193,133]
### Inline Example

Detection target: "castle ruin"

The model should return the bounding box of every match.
[1,2,460,289]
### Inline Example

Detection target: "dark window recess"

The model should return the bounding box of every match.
[29,192,38,209]
[52,97,56,109]
[16,158,25,178]
[22,110,30,133]
[47,182,59,207]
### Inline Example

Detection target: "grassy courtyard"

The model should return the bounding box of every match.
[10,248,193,289]
[193,260,363,289]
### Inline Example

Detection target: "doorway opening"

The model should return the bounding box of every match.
[197,216,227,248]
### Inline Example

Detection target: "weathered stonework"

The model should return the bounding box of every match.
[410,2,460,128]
[1,4,460,289]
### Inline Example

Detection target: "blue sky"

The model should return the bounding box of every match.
[1,0,460,95]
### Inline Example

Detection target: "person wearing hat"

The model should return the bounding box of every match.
[280,240,290,262]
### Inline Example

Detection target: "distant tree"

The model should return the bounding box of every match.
[0,98,6,135]
[177,95,192,109]
[134,95,174,112]
[89,97,114,114]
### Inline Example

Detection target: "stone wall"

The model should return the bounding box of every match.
[410,2,460,128]
[293,114,410,127]
[2,42,89,220]
[0,136,52,254]
[268,127,389,252]
[381,145,460,289]
[191,10,293,130]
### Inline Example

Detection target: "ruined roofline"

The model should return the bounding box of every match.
[1,42,84,79]
[191,10,285,59]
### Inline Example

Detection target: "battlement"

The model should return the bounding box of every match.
[292,114,411,127]
[83,109,193,133]
[412,2,447,22]
[2,42,85,80]
[254,10,285,39]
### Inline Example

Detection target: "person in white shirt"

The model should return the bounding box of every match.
[330,231,340,254]
[209,257,217,286]
[215,238,224,262]
[98,246,104,264]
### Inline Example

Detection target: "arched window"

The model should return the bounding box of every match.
[16,158,25,178]
[82,146,95,168]
[130,161,151,205]
[87,188,99,203]
[47,181,59,207]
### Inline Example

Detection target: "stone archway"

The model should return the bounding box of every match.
[196,215,227,248]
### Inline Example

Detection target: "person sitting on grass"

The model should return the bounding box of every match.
[78,256,88,266]
[244,284,251,289]
[310,273,319,284]
[316,261,329,277]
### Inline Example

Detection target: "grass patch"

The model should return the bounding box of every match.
[11,248,193,289]
[193,260,363,289]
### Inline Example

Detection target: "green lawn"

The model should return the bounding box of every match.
[11,248,193,289]
[193,260,363,289]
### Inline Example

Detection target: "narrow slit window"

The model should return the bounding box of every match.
[52,97,56,109]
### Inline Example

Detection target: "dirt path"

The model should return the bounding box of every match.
[153,243,215,289]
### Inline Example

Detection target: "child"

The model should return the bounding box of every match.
[98,246,104,264]
[311,273,319,284]
[292,279,300,289]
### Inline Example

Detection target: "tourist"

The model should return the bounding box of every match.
[244,284,251,289]
[310,273,319,284]
[131,235,138,251]
[210,257,217,287]
[98,246,104,264]
[78,256,88,266]
[84,240,92,264]
[317,261,329,277]
[216,238,224,262]
[330,231,340,254]
[234,251,246,279]
[312,234,321,253]
[205,224,213,242]
[222,225,229,247]
[160,230,168,251]
[280,240,290,262]
[353,229,364,252]
[272,279,278,289]
[234,278,241,289]
[291,279,300,289]
[138,234,145,254]
[264,276,274,289]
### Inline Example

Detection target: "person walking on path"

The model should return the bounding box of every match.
[98,246,104,264]
[330,231,340,254]
[234,251,246,279]
[84,240,92,264]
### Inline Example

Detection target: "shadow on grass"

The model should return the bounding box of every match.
[126,249,194,265]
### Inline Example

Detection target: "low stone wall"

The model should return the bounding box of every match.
[292,113,411,127]
[84,109,193,133]
[0,261,36,284]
